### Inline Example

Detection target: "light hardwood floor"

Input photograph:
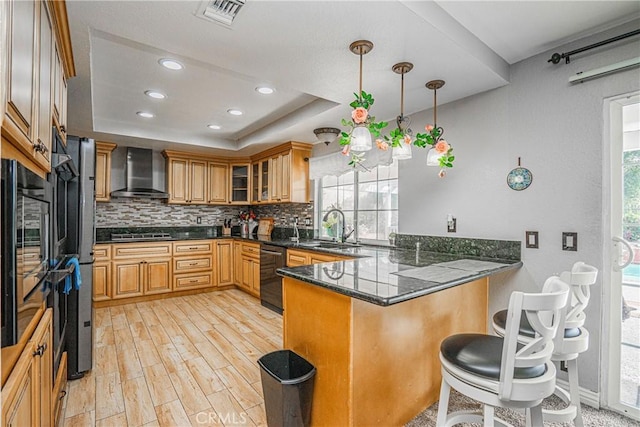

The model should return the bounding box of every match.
[61,289,283,426]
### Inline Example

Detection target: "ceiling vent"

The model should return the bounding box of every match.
[197,0,246,26]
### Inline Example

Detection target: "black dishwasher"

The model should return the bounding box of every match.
[260,244,286,314]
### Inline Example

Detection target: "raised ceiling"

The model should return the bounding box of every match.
[66,1,640,155]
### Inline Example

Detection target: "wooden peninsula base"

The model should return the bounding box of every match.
[282,276,489,426]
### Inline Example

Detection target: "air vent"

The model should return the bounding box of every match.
[198,0,246,26]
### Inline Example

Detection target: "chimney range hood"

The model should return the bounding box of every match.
[111,147,169,199]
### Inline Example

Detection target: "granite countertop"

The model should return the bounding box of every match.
[277,248,522,306]
[95,226,521,306]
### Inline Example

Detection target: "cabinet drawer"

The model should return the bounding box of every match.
[174,272,214,290]
[174,256,212,273]
[93,245,111,261]
[112,242,172,259]
[242,243,260,257]
[173,240,213,256]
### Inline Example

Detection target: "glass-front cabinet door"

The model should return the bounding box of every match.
[261,159,270,202]
[230,163,250,204]
[251,163,260,203]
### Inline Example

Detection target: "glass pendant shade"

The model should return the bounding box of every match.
[426,147,444,166]
[392,140,412,160]
[350,125,372,151]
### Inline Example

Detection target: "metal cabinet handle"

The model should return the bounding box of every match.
[33,343,46,357]
[59,390,67,400]
[60,125,66,133]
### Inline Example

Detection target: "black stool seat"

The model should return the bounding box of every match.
[493,310,581,338]
[441,334,546,380]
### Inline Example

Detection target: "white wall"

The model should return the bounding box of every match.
[400,20,640,394]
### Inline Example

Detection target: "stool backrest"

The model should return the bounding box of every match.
[559,262,598,329]
[499,276,570,400]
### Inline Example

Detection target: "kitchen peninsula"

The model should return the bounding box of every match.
[278,246,521,426]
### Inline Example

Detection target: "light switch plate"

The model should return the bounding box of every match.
[562,232,578,251]
[525,231,538,248]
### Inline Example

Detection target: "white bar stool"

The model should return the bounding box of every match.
[492,262,598,426]
[437,276,570,427]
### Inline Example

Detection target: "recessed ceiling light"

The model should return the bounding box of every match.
[145,90,166,99]
[207,124,221,130]
[256,86,275,95]
[227,109,243,116]
[137,111,154,118]
[158,58,183,70]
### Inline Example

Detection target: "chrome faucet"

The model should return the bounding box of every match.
[291,217,300,243]
[323,208,353,243]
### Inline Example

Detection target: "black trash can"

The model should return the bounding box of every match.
[258,350,316,427]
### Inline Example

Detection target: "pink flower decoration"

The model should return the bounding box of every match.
[425,124,434,132]
[341,144,350,155]
[404,134,412,144]
[376,139,389,151]
[352,107,368,124]
[438,169,446,178]
[434,140,450,154]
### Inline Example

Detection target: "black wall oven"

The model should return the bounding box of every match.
[1,159,51,348]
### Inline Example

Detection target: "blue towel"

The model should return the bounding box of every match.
[64,257,82,295]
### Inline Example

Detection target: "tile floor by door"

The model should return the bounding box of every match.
[61,289,282,426]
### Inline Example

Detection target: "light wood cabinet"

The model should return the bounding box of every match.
[52,43,67,143]
[165,157,207,204]
[287,248,352,267]
[238,242,260,297]
[233,241,243,285]
[207,162,228,204]
[2,0,74,172]
[35,1,53,164]
[173,240,214,291]
[229,163,250,204]
[112,242,173,299]
[251,142,311,204]
[3,0,39,163]
[93,261,111,301]
[216,240,233,286]
[1,309,52,427]
[95,142,117,202]
[51,352,67,427]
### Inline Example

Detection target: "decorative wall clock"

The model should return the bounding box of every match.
[507,158,532,191]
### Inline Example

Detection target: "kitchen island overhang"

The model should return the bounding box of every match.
[277,248,521,426]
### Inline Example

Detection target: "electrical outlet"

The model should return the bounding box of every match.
[447,217,456,233]
[304,217,311,226]
[196,216,202,224]
[562,232,578,251]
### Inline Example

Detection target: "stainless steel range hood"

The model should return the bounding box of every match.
[111,147,169,199]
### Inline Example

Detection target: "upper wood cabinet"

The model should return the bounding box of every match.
[2,0,75,173]
[229,163,251,205]
[253,142,310,204]
[52,43,67,143]
[165,156,207,205]
[208,162,228,204]
[163,141,311,206]
[95,142,116,202]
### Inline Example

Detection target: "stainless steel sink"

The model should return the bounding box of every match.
[297,241,361,249]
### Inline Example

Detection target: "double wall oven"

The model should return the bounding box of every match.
[1,159,51,348]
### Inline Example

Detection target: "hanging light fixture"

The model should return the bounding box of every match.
[390,62,413,160]
[339,40,388,166]
[414,80,455,176]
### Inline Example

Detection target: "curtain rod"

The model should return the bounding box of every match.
[548,29,640,64]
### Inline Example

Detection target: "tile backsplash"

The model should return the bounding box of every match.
[96,197,315,229]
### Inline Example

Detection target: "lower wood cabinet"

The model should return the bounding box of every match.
[216,240,233,286]
[92,261,110,301]
[287,248,352,266]
[238,242,260,297]
[1,309,53,427]
[112,257,172,299]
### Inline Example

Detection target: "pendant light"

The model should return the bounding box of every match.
[348,40,374,152]
[391,62,413,160]
[421,79,455,173]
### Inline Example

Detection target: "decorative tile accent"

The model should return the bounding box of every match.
[395,234,521,261]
